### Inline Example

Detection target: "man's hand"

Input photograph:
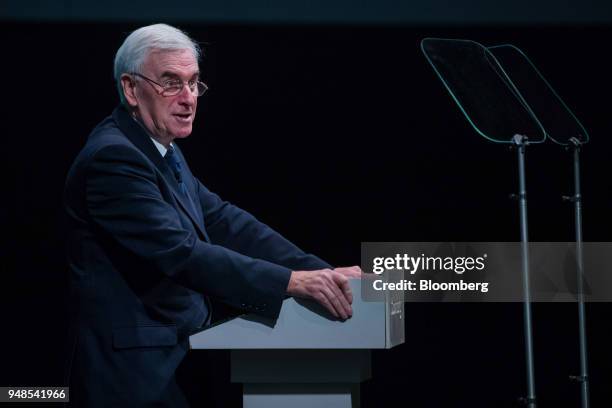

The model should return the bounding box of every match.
[286,266,362,320]
[333,266,363,279]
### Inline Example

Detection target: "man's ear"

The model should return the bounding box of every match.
[120,74,138,108]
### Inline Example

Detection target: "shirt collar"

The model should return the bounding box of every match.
[150,136,170,157]
[129,114,172,157]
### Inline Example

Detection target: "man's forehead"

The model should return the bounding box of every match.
[145,49,199,75]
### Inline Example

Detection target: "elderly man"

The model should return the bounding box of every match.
[64,23,361,407]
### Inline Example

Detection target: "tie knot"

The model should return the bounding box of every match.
[165,145,182,183]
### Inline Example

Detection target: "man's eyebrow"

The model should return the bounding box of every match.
[160,71,200,79]
[159,72,180,79]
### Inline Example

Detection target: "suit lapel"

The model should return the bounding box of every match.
[112,105,210,242]
[173,145,207,232]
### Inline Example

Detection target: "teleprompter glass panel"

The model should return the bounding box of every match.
[487,44,589,145]
[421,38,546,144]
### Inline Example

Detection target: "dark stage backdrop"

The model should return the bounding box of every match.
[2,22,612,407]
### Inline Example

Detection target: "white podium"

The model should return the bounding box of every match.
[189,279,404,408]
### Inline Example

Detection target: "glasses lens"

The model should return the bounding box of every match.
[163,84,183,96]
[158,81,207,97]
[196,82,208,97]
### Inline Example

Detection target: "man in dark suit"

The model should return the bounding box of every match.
[64,23,361,406]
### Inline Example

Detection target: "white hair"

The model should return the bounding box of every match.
[113,23,201,106]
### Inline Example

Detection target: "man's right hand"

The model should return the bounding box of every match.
[286,269,355,319]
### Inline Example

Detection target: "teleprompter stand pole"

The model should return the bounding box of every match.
[511,134,537,408]
[562,137,590,408]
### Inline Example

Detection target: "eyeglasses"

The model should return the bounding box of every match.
[131,72,208,97]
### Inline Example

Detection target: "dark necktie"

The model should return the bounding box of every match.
[164,145,202,225]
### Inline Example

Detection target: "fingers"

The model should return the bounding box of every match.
[287,269,355,320]
[313,290,339,318]
[325,276,352,319]
[334,266,363,278]
[332,272,353,304]
[310,271,352,319]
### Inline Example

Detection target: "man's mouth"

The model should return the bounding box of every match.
[173,113,192,123]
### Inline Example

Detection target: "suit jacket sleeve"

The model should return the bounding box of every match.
[86,143,291,319]
[195,179,332,271]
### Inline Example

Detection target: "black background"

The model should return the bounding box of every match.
[3,22,612,407]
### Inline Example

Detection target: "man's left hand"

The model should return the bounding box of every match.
[333,266,363,278]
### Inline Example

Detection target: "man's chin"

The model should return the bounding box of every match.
[172,126,193,139]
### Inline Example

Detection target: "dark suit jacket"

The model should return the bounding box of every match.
[63,105,330,407]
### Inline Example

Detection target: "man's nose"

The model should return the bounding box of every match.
[176,85,195,105]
